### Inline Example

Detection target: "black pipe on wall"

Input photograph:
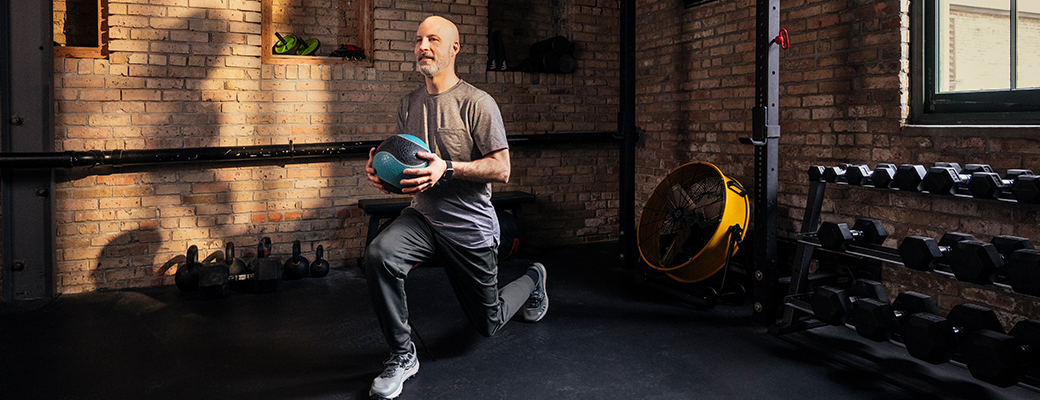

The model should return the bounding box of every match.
[618,0,639,269]
[0,132,619,169]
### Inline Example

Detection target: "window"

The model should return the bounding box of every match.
[911,0,1040,124]
[53,0,108,58]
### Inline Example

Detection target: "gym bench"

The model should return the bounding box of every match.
[357,190,537,261]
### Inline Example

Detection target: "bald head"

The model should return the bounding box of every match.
[418,16,459,45]
[415,16,460,81]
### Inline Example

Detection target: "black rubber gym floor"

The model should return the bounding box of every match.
[1,242,1036,399]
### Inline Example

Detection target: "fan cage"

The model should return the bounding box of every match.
[637,162,749,283]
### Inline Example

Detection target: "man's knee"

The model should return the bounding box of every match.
[365,235,407,279]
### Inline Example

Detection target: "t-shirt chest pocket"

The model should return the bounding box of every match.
[434,128,474,162]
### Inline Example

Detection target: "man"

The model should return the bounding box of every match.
[363,15,548,400]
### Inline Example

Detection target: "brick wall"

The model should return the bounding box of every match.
[47,0,619,294]
[636,0,1040,329]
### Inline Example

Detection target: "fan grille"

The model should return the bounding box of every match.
[639,166,725,269]
[638,162,748,282]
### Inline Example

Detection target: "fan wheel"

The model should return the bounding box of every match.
[637,162,749,283]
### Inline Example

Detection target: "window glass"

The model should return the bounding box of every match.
[1018,0,1040,89]
[939,0,1011,92]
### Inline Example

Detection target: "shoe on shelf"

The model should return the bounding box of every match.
[369,342,419,399]
[522,262,548,322]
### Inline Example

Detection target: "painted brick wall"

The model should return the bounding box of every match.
[636,0,1040,329]
[48,0,619,294]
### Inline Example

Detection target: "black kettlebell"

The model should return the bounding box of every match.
[175,245,201,292]
[225,242,248,275]
[283,240,309,280]
[310,244,330,278]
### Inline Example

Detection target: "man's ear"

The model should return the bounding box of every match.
[452,41,460,56]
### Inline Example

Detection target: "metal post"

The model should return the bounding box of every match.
[749,0,782,326]
[1,1,56,301]
[618,0,638,269]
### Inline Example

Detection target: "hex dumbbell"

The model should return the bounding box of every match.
[808,165,826,182]
[238,237,282,293]
[922,163,992,196]
[850,291,938,342]
[951,236,1034,285]
[845,163,896,187]
[1005,249,1040,296]
[897,232,977,271]
[817,218,888,251]
[1011,174,1040,203]
[822,165,851,183]
[810,279,889,325]
[197,248,230,299]
[901,303,1005,364]
[891,164,928,191]
[967,169,1034,199]
[961,319,1040,387]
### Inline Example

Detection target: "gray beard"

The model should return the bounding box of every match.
[417,58,447,78]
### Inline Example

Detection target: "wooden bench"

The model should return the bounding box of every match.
[357,190,537,250]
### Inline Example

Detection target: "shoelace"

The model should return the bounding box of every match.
[526,290,543,308]
[380,353,414,377]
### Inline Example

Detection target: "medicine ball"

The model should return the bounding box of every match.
[372,134,430,194]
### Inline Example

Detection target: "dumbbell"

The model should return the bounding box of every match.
[817,218,888,251]
[283,239,310,280]
[961,319,1040,387]
[901,303,1005,364]
[891,164,927,191]
[950,236,1034,285]
[1005,249,1040,296]
[1010,174,1040,203]
[850,291,938,342]
[197,246,230,299]
[822,164,856,183]
[808,165,826,182]
[897,232,977,271]
[967,169,1034,199]
[922,163,992,196]
[845,163,896,187]
[239,237,282,293]
[310,244,330,277]
[810,279,888,325]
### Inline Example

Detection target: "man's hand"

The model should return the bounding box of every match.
[365,147,390,194]
[400,151,448,194]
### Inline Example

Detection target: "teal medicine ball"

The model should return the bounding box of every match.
[373,134,430,194]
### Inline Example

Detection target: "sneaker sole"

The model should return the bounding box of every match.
[525,263,548,322]
[369,361,418,400]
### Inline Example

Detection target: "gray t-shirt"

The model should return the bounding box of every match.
[397,80,508,249]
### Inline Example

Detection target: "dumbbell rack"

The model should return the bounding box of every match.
[770,176,904,335]
[771,169,1040,335]
[771,170,1040,391]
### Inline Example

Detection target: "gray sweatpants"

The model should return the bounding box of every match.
[365,207,535,354]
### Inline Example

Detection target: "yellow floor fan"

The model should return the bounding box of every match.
[637,161,750,305]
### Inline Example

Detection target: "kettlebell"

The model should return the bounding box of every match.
[225,242,248,275]
[310,244,330,278]
[175,245,201,292]
[283,240,309,280]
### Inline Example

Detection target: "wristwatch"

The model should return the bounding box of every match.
[443,160,454,180]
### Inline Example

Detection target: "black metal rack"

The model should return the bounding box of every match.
[770,175,1035,336]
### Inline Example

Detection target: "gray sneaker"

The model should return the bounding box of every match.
[522,262,548,322]
[370,342,419,399]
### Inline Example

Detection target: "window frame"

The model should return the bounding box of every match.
[53,0,109,59]
[910,0,1040,124]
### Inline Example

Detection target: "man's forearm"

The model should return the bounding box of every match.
[454,149,510,184]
